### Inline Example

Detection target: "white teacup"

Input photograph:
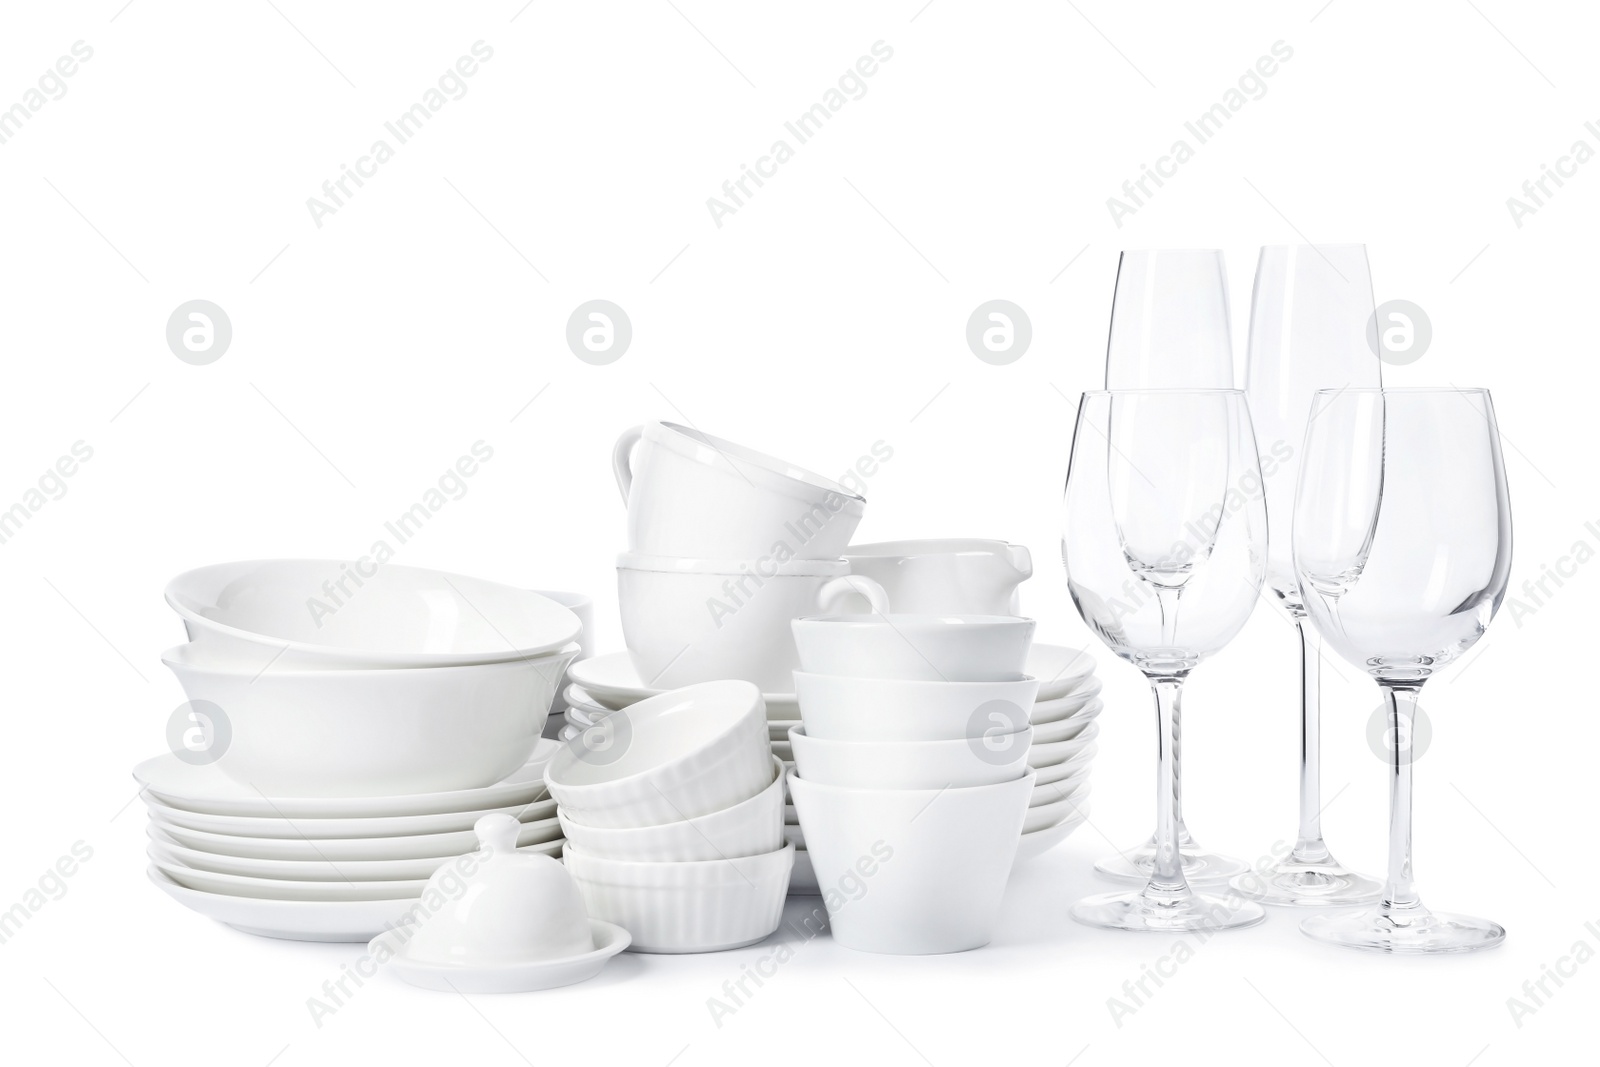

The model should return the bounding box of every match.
[617,555,888,694]
[613,422,866,560]
[842,539,1032,615]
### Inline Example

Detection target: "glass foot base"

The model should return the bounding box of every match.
[1096,839,1250,886]
[1300,901,1505,954]
[1230,854,1383,907]
[1072,888,1266,933]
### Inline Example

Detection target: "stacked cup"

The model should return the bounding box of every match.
[786,613,1040,954]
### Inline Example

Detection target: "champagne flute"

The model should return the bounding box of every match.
[1294,387,1512,953]
[1235,244,1383,906]
[1063,390,1267,932]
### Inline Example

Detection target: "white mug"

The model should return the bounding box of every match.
[617,554,888,694]
[613,422,866,560]
[842,539,1032,615]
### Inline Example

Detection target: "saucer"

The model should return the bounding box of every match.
[569,653,801,717]
[372,919,630,993]
[1027,644,1096,702]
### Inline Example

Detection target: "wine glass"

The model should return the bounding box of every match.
[1105,249,1234,389]
[1063,390,1267,932]
[1294,387,1512,953]
[1098,249,1247,885]
[1235,244,1383,907]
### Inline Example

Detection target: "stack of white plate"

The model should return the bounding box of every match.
[1017,644,1101,862]
[563,653,819,892]
[139,741,563,942]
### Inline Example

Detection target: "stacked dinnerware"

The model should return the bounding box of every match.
[548,681,793,953]
[142,560,584,940]
[786,613,1041,954]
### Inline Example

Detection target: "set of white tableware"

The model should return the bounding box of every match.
[547,681,794,953]
[786,613,1041,954]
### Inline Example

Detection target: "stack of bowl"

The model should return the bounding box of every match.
[786,613,1042,954]
[142,560,585,940]
[548,681,794,953]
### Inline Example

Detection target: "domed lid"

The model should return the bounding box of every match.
[401,814,593,966]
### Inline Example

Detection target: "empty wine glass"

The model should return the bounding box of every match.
[1235,244,1383,907]
[1294,387,1512,953]
[1063,390,1267,932]
[1098,249,1247,886]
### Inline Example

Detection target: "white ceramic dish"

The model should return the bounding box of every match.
[167,560,582,669]
[150,851,428,901]
[792,614,1036,682]
[842,539,1032,616]
[1029,678,1105,724]
[792,672,1037,743]
[1027,644,1097,701]
[1032,743,1097,787]
[1014,802,1092,863]
[162,643,575,797]
[618,555,886,693]
[1030,771,1090,808]
[146,796,558,840]
[613,421,866,559]
[373,919,630,993]
[564,842,795,953]
[568,655,802,718]
[787,725,1032,790]
[545,681,771,828]
[1027,722,1101,768]
[1030,700,1103,744]
[557,756,784,861]
[1023,784,1092,833]
[788,770,1033,954]
[133,740,558,819]
[154,814,564,862]
[148,866,417,941]
[148,829,562,881]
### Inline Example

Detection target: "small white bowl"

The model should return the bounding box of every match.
[793,672,1037,742]
[1027,722,1101,768]
[788,725,1032,789]
[788,769,1034,954]
[544,681,771,828]
[162,643,576,797]
[792,614,1036,681]
[557,756,784,861]
[1030,701,1102,744]
[563,843,795,953]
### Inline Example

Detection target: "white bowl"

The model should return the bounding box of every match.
[544,681,771,828]
[842,539,1032,616]
[557,756,785,861]
[792,614,1036,681]
[787,770,1033,954]
[618,554,887,694]
[166,560,582,669]
[787,725,1032,789]
[793,672,1037,742]
[1030,701,1103,744]
[162,643,576,797]
[1027,722,1101,768]
[563,842,795,953]
[613,421,866,560]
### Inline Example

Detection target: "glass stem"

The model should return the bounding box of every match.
[1292,618,1330,863]
[1380,684,1423,911]
[1145,677,1191,902]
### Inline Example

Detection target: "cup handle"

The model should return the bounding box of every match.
[815,575,889,615]
[611,425,645,505]
[1007,542,1034,580]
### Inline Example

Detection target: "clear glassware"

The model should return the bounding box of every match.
[1098,248,1247,885]
[1063,390,1268,932]
[1234,244,1383,907]
[1294,387,1512,953]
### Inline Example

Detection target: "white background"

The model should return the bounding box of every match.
[0,2,1591,1064]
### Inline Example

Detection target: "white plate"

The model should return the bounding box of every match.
[1014,802,1092,863]
[569,652,801,717]
[150,850,427,900]
[148,866,417,941]
[1029,679,1104,724]
[1027,722,1100,768]
[789,848,819,895]
[1028,774,1090,809]
[148,828,563,881]
[147,796,558,840]
[1032,744,1096,787]
[1028,644,1096,701]
[1030,701,1103,744]
[1023,785,1092,833]
[133,741,558,819]
[155,814,565,862]
[771,740,793,761]
[373,919,630,993]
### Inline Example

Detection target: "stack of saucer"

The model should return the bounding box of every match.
[1017,644,1101,862]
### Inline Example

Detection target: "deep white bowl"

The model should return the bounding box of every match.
[792,614,1035,681]
[544,681,771,828]
[788,725,1031,789]
[787,769,1033,954]
[793,672,1037,742]
[162,643,576,797]
[557,756,784,861]
[166,560,582,669]
[563,842,795,953]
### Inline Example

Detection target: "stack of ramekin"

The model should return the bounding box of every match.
[548,680,794,953]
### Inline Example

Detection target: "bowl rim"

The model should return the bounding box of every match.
[786,766,1036,798]
[161,641,581,679]
[556,756,784,841]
